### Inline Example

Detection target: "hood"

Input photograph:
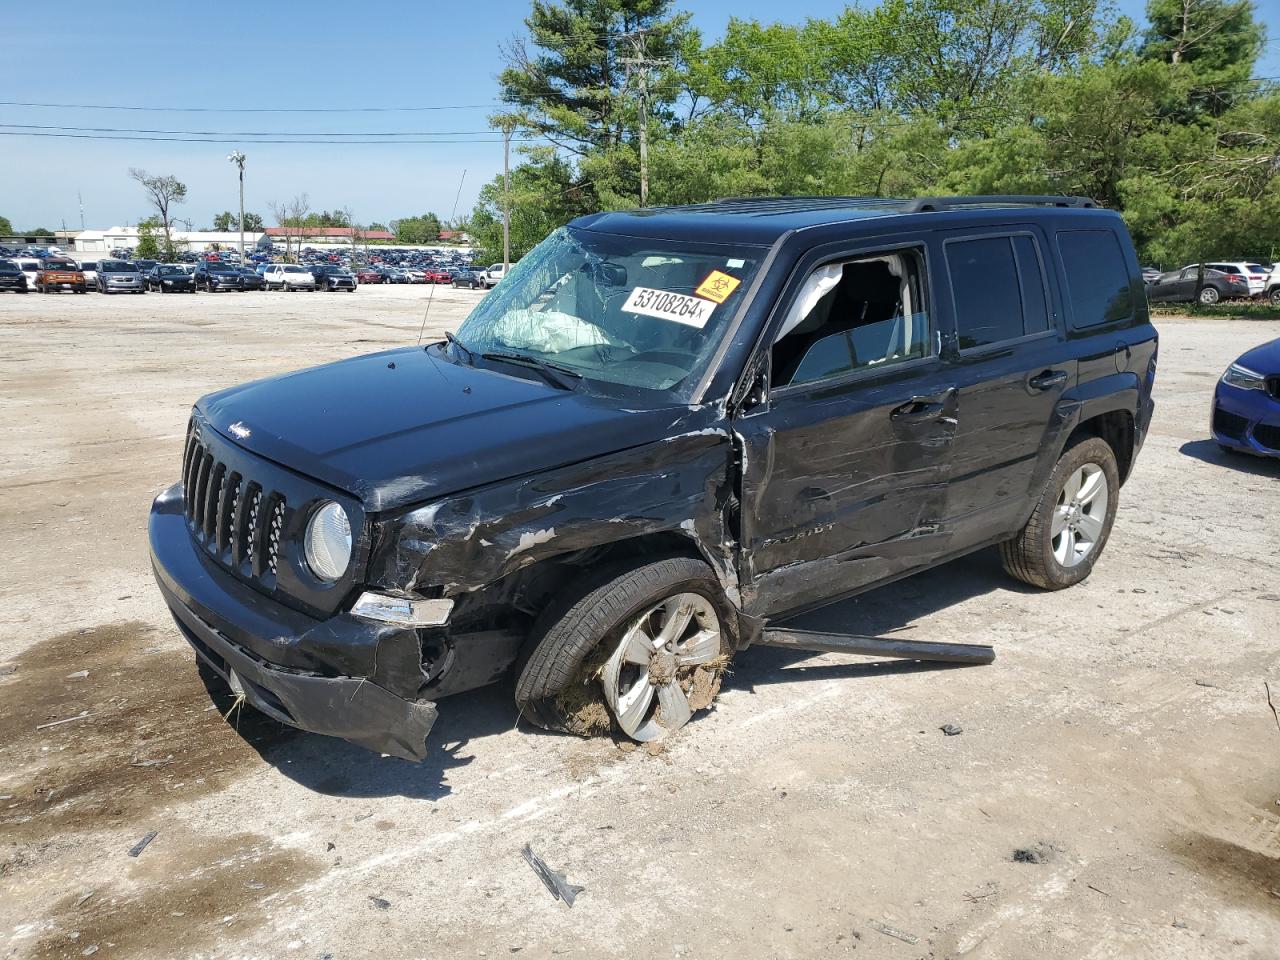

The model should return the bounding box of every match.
[1237,337,1280,375]
[198,346,703,512]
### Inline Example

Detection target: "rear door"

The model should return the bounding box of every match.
[937,227,1075,544]
[734,239,958,618]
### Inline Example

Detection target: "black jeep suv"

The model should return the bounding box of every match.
[149,196,1157,760]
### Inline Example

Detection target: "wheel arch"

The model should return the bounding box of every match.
[1065,408,1136,485]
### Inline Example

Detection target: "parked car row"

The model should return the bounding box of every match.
[1144,260,1277,304]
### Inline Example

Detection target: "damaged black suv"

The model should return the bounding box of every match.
[149,196,1157,761]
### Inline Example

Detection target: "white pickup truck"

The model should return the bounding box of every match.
[479,263,508,289]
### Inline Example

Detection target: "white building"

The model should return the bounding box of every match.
[72,227,265,253]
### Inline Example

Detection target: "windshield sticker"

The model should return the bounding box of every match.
[695,270,742,304]
[622,286,717,328]
[726,258,746,268]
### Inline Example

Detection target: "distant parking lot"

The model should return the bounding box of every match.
[2,289,1279,959]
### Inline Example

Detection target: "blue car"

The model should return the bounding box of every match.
[1212,336,1280,457]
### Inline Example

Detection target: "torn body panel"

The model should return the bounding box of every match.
[366,411,740,612]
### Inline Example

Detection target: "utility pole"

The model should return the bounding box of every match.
[227,151,246,263]
[621,32,663,208]
[501,122,513,273]
[78,191,85,230]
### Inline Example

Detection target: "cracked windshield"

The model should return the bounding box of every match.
[455,226,763,395]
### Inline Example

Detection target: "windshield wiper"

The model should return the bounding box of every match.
[481,351,582,390]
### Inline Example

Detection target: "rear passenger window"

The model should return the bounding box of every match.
[1057,230,1132,328]
[946,235,1049,349]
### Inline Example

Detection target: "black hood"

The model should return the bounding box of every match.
[198,346,698,512]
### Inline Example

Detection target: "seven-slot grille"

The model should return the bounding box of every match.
[182,425,286,582]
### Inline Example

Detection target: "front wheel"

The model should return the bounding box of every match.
[515,557,733,742]
[1000,435,1119,590]
[1198,285,1221,304]
[1269,287,1280,306]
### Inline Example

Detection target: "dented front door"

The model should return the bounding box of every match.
[734,359,958,619]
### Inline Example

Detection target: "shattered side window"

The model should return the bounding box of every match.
[455,227,764,398]
[772,249,930,388]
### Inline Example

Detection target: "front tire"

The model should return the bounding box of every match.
[515,557,734,742]
[1000,435,1120,590]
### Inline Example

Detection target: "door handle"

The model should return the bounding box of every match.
[1028,369,1068,392]
[890,398,946,422]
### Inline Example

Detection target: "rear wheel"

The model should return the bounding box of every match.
[1198,285,1221,304]
[515,557,734,742]
[1270,287,1280,306]
[1000,435,1119,590]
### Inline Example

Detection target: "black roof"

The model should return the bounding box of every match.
[574,195,1104,245]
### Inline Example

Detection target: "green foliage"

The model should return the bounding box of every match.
[213,210,267,232]
[392,212,442,244]
[366,221,389,232]
[135,217,161,260]
[0,215,13,234]
[27,227,54,237]
[475,0,1277,267]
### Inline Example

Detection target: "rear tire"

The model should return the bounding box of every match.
[1198,286,1221,304]
[515,557,734,741]
[1000,435,1119,590]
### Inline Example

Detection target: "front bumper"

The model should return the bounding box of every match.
[1211,382,1280,458]
[149,485,437,760]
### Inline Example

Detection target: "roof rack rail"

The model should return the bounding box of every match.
[905,195,1096,213]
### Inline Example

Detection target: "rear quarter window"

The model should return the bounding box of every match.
[1056,229,1133,329]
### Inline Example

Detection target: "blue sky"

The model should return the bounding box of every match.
[2,0,1275,232]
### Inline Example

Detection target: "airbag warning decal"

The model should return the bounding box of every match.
[695,270,742,303]
[622,286,717,328]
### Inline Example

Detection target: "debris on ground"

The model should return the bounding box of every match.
[130,755,174,768]
[0,663,16,677]
[963,882,999,903]
[368,896,391,910]
[64,670,89,680]
[521,844,584,907]
[74,891,94,907]
[36,710,91,730]
[1012,844,1054,864]
[127,831,158,858]
[940,723,963,736]
[81,945,99,956]
[644,739,667,758]
[1266,682,1280,736]
[869,920,918,944]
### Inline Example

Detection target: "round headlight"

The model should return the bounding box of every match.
[304,501,351,581]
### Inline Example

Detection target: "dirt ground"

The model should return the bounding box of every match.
[2,285,1279,960]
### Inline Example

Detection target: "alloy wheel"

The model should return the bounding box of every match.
[1051,463,1109,567]
[601,592,722,741]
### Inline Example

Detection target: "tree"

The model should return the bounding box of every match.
[269,194,311,262]
[1140,0,1264,115]
[129,168,187,254]
[213,210,266,232]
[367,221,388,232]
[135,217,161,260]
[391,212,442,244]
[0,215,12,235]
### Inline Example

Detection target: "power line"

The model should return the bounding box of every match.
[0,131,544,145]
[0,100,497,113]
[0,122,517,137]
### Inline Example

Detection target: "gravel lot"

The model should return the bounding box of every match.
[2,286,1279,960]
